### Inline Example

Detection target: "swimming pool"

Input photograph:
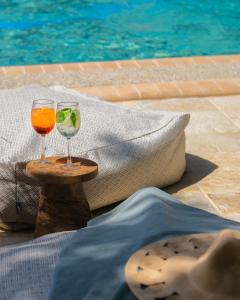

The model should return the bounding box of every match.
[1,0,240,66]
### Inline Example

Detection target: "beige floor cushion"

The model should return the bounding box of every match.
[0,85,189,229]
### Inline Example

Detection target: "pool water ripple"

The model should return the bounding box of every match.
[0,0,240,66]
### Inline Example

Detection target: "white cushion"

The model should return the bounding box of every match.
[0,85,189,227]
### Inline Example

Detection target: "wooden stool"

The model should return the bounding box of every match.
[26,156,98,237]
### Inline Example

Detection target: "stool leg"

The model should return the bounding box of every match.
[35,183,91,237]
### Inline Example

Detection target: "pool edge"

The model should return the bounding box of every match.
[1,54,240,101]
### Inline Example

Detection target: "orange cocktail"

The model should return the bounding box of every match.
[31,107,55,134]
[31,99,55,163]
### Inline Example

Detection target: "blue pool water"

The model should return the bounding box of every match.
[0,0,240,66]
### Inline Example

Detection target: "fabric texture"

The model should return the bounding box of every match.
[0,187,239,300]
[0,85,189,227]
[0,231,75,300]
[48,187,240,300]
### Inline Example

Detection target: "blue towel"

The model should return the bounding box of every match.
[48,187,240,300]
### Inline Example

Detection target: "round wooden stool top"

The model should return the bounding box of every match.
[26,156,98,185]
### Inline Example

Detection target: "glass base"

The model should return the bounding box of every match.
[37,158,51,165]
[56,157,82,169]
[63,162,81,169]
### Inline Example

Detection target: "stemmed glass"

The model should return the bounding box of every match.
[31,99,55,163]
[56,102,80,167]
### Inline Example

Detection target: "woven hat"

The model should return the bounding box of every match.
[125,229,240,300]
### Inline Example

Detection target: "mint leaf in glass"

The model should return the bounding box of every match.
[62,108,71,112]
[56,110,66,123]
[70,111,77,127]
[56,108,72,123]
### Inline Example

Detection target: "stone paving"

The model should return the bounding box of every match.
[1,55,240,101]
[122,95,240,221]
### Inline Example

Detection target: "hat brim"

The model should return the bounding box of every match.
[125,232,219,300]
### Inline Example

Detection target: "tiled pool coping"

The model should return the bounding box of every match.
[75,79,240,101]
[1,54,240,101]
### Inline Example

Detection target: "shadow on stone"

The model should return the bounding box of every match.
[164,153,218,194]
[93,154,218,218]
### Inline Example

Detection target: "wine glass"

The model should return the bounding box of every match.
[56,102,80,167]
[31,99,55,163]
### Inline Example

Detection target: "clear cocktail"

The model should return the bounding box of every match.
[56,102,80,167]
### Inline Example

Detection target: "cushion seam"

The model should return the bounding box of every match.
[83,116,186,153]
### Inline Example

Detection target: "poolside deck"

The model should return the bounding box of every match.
[123,95,240,221]
[0,55,240,245]
[1,55,240,100]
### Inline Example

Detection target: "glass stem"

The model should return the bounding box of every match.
[41,134,46,162]
[67,138,72,165]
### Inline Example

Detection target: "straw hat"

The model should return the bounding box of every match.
[125,229,240,300]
